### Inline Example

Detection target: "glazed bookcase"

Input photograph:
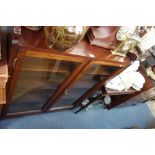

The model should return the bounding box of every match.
[0,27,131,118]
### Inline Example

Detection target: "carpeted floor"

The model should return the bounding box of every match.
[0,102,155,129]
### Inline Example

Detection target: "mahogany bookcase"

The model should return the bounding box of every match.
[0,27,132,118]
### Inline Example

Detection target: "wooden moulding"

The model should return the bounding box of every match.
[25,49,85,63]
[3,105,73,119]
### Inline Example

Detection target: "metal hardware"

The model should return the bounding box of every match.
[64,89,69,96]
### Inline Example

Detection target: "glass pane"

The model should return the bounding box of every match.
[51,64,120,108]
[8,56,79,113]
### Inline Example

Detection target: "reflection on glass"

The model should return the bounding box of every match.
[8,56,79,113]
[51,64,119,109]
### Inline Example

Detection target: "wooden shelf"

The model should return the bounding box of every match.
[86,69,112,76]
[15,75,65,90]
[86,65,119,76]
[102,66,155,109]
[71,80,98,89]
[100,66,154,97]
[22,58,72,73]
[13,89,54,101]
[105,88,138,95]
[22,65,70,73]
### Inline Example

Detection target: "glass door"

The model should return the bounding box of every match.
[7,55,80,114]
[50,63,120,109]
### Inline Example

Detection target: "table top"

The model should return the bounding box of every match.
[11,27,130,66]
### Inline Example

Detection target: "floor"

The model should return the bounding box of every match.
[146,100,155,117]
[0,102,155,129]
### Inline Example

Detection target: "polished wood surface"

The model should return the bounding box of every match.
[14,27,130,65]
[87,26,120,50]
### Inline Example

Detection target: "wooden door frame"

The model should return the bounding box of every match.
[1,47,88,117]
[1,49,26,117]
[42,59,92,111]
[22,48,89,112]
[45,58,128,111]
[72,61,128,108]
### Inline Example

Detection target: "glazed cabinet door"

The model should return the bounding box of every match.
[49,62,121,110]
[6,51,83,115]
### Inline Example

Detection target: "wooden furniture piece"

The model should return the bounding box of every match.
[104,67,154,109]
[74,84,139,113]
[0,29,8,107]
[73,60,154,113]
[0,27,130,118]
[46,59,123,112]
[0,28,8,116]
[87,26,120,49]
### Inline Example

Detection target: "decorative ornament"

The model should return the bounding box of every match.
[44,26,88,51]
